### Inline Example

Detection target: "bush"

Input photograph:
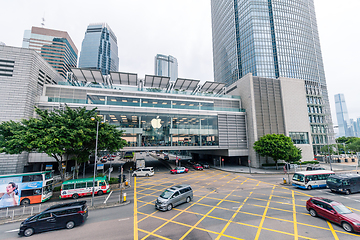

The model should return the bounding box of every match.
[262,163,286,167]
[293,161,319,165]
[109,177,119,185]
[53,186,61,192]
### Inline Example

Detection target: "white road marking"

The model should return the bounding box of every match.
[5,229,19,233]
[103,190,113,204]
[118,218,130,221]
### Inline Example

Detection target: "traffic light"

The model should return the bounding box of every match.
[118,174,126,183]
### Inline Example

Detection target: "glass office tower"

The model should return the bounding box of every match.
[22,27,78,79]
[211,0,333,154]
[79,23,119,75]
[335,94,350,137]
[154,54,178,82]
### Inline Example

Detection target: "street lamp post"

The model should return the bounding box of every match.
[91,117,100,207]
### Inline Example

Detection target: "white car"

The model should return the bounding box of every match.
[132,167,154,177]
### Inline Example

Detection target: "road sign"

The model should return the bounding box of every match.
[45,165,53,170]
[97,164,104,170]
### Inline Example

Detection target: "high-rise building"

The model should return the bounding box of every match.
[78,23,119,75]
[211,0,333,154]
[335,93,350,137]
[154,54,178,82]
[22,27,78,79]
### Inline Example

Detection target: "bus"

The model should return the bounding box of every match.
[0,171,53,208]
[292,170,334,190]
[60,176,110,199]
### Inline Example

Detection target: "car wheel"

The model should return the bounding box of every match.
[307,185,312,190]
[66,221,75,229]
[309,209,317,217]
[342,222,353,232]
[97,190,104,196]
[24,228,34,237]
[186,197,191,203]
[330,189,335,193]
[167,204,173,211]
[345,189,351,195]
[146,174,149,177]
[72,193,79,199]
[21,198,30,206]
[133,174,137,177]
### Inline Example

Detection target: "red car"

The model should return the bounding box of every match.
[170,167,189,174]
[306,197,360,233]
[193,164,203,170]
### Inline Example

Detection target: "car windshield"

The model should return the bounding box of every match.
[160,189,173,199]
[327,177,341,184]
[333,204,352,214]
[292,173,304,182]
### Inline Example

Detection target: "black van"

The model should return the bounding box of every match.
[19,201,88,237]
[326,174,360,195]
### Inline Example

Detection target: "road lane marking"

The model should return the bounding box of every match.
[134,177,138,240]
[327,221,339,240]
[103,190,113,204]
[5,229,18,233]
[118,218,130,221]
[254,186,275,240]
[292,191,298,240]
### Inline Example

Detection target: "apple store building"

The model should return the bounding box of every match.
[37,68,249,164]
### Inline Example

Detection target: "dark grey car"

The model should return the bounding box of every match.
[155,185,193,211]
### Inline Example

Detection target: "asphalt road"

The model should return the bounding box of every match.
[0,203,133,240]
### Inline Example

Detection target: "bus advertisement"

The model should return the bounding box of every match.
[0,171,53,208]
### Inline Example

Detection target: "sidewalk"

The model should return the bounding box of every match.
[212,162,360,175]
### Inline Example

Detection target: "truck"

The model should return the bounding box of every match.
[136,159,145,169]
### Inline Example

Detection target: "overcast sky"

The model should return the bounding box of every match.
[1,0,359,123]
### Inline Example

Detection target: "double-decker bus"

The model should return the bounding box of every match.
[60,176,110,199]
[0,171,53,208]
[292,170,334,190]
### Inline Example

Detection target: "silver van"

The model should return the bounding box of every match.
[155,184,193,211]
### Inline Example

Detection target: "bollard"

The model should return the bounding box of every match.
[125,180,128,186]
[283,178,286,184]
[123,193,127,202]
[12,210,14,220]
[6,208,8,217]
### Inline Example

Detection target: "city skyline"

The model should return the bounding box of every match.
[0,0,359,121]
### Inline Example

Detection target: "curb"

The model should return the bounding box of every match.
[212,167,289,175]
[0,200,131,225]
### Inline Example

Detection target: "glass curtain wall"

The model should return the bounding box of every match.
[100,112,219,147]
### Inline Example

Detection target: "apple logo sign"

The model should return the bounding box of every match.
[151,116,162,129]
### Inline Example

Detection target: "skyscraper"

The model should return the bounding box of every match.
[154,54,178,82]
[22,26,78,79]
[78,23,119,75]
[335,93,350,137]
[211,0,333,154]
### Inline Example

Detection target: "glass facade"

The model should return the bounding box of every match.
[289,132,309,145]
[79,23,119,75]
[22,27,78,79]
[100,112,218,147]
[154,54,178,82]
[211,0,334,154]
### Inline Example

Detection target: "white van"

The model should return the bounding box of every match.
[132,167,154,177]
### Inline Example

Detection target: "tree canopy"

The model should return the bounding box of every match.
[253,134,302,169]
[0,106,127,181]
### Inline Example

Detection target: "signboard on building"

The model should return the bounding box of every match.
[97,164,104,170]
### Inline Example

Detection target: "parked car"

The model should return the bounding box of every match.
[170,167,189,174]
[201,162,210,169]
[193,164,203,170]
[19,201,88,237]
[163,155,169,161]
[306,197,360,233]
[100,158,107,163]
[327,174,360,195]
[155,185,193,211]
[132,167,154,177]
[306,166,325,171]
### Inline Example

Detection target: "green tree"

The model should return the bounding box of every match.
[347,138,360,153]
[0,106,127,181]
[253,134,296,169]
[286,146,302,163]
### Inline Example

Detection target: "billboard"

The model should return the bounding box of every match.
[0,176,42,208]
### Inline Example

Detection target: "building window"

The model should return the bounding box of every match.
[289,132,309,144]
